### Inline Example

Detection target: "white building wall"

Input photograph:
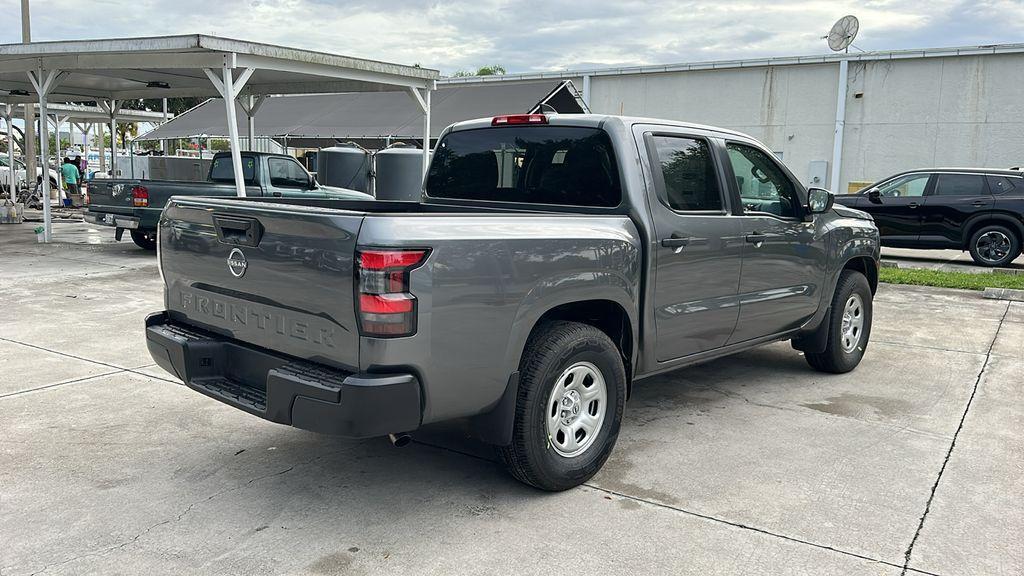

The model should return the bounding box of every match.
[841,54,1024,191]
[581,51,1024,193]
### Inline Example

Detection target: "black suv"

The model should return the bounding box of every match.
[835,168,1024,267]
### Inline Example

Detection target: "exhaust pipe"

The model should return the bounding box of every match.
[388,432,412,448]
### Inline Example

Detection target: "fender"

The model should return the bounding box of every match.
[475,267,640,446]
[962,211,1024,247]
[793,227,878,354]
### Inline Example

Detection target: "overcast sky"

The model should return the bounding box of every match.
[5,0,1022,75]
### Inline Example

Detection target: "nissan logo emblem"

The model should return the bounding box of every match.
[227,248,248,278]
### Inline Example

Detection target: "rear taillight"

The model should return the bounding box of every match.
[131,185,149,207]
[492,114,548,126]
[356,248,428,337]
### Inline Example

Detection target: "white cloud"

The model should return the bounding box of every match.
[6,0,1020,74]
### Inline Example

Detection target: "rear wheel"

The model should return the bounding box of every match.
[130,230,157,251]
[499,321,626,491]
[968,224,1020,267]
[806,270,873,374]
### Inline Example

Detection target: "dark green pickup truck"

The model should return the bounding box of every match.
[85,151,372,249]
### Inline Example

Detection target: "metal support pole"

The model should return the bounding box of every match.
[217,67,246,197]
[97,123,106,173]
[582,74,592,109]
[422,88,431,174]
[28,68,57,242]
[161,98,168,154]
[830,59,849,193]
[21,0,36,193]
[247,95,255,151]
[4,105,15,196]
[109,100,117,176]
[52,115,63,203]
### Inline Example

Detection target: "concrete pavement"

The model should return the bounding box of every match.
[1,221,1021,575]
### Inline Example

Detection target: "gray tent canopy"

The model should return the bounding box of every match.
[138,80,586,142]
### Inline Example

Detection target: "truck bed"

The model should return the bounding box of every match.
[157,195,642,424]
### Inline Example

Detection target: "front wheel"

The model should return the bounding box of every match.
[968,225,1020,267]
[805,270,873,374]
[130,230,157,251]
[498,321,626,491]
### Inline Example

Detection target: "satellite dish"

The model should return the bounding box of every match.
[826,15,859,52]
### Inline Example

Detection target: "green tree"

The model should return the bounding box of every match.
[451,65,507,77]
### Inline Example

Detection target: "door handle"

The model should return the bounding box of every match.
[908,202,919,209]
[972,200,987,207]
[745,233,769,246]
[272,191,282,197]
[661,235,690,253]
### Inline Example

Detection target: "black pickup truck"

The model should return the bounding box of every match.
[85,151,371,249]
[146,114,880,490]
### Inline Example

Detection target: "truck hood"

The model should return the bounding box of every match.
[318,185,374,200]
[832,203,873,221]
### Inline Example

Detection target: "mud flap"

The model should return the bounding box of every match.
[791,305,831,354]
[114,227,124,241]
[472,371,519,446]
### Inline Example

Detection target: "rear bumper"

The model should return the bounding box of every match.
[144,312,421,438]
[84,209,140,229]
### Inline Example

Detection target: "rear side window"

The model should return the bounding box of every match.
[932,174,987,196]
[650,136,722,211]
[210,156,257,185]
[988,175,1020,195]
[425,126,621,207]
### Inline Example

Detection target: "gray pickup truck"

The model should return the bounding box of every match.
[146,114,880,490]
[85,151,370,250]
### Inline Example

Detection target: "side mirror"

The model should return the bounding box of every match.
[309,174,317,189]
[806,187,835,214]
[866,188,882,203]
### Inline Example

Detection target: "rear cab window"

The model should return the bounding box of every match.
[210,155,258,186]
[425,126,622,208]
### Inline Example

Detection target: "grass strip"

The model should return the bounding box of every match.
[879,267,1024,291]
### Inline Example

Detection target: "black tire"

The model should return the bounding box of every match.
[806,270,873,374]
[130,230,157,251]
[968,224,1020,267]
[498,321,626,491]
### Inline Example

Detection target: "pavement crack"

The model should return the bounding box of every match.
[899,301,1010,575]
[22,461,308,575]
[585,484,942,576]
[0,370,125,399]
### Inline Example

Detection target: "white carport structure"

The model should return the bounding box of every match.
[0,35,438,241]
[0,102,169,199]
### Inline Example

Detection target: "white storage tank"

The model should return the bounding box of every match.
[317,145,370,192]
[374,146,425,201]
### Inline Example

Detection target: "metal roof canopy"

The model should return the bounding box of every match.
[0,34,438,242]
[138,80,586,141]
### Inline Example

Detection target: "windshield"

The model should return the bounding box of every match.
[425,126,621,208]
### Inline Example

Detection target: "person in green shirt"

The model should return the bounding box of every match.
[60,157,79,205]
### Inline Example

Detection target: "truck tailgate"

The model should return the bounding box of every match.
[88,179,138,209]
[159,197,364,371]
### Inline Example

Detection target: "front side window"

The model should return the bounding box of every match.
[932,174,987,196]
[268,157,310,188]
[425,126,621,207]
[651,136,722,211]
[876,173,929,197]
[726,142,799,217]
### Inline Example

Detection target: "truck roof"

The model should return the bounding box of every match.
[446,113,754,140]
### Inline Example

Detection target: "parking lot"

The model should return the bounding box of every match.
[1,220,1021,576]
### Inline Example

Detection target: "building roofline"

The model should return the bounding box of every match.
[440,42,1024,84]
